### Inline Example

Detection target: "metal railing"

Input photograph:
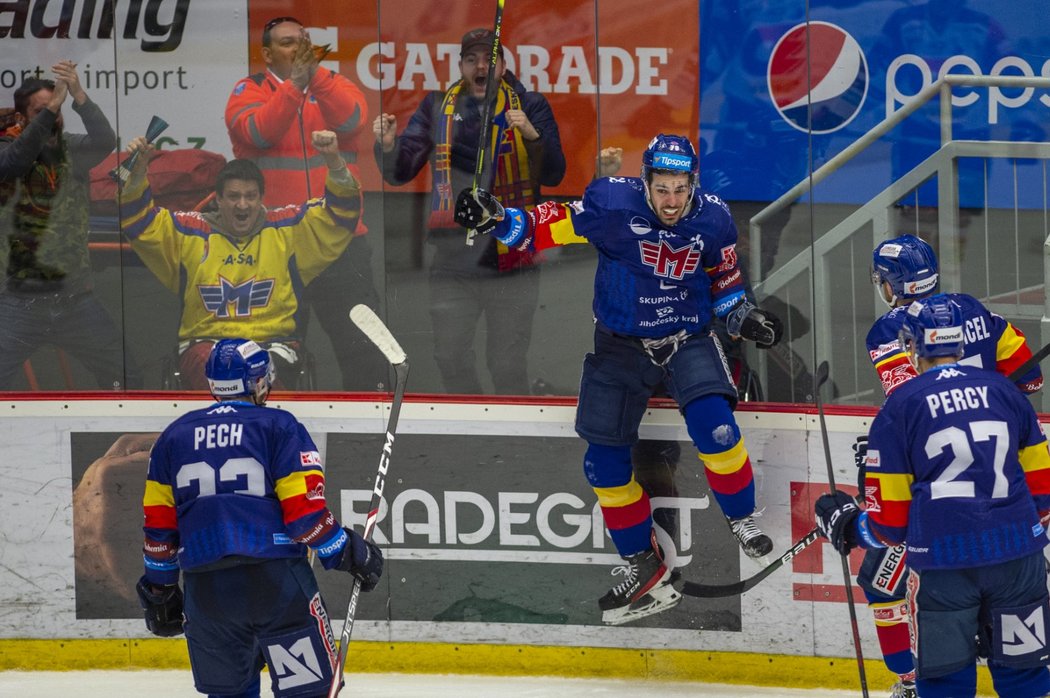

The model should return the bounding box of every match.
[748,74,1050,406]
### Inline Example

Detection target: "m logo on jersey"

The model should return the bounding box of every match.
[199,277,275,318]
[267,636,324,689]
[639,240,700,280]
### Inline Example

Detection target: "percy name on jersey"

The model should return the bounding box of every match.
[925,384,990,418]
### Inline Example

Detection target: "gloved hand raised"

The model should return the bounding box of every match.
[814,490,860,556]
[725,300,783,348]
[454,188,527,246]
[318,527,384,592]
[135,576,184,637]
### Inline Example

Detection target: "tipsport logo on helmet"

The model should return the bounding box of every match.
[652,153,693,171]
[767,22,868,134]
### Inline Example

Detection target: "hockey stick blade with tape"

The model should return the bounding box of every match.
[329,306,409,698]
[350,304,407,366]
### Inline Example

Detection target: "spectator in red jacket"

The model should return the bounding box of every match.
[225,16,383,392]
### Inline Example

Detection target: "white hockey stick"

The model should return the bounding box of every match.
[328,305,409,698]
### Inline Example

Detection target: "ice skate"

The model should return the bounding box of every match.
[727,514,773,559]
[889,680,917,698]
[599,538,682,625]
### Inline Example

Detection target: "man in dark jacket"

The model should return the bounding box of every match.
[0,63,141,390]
[373,28,566,395]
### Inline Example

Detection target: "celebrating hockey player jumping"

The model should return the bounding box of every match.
[454,133,784,625]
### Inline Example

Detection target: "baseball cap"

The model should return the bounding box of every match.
[460,28,504,57]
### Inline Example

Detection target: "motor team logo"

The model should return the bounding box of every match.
[768,21,868,134]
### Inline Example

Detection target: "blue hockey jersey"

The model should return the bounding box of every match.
[519,177,746,337]
[866,292,1042,396]
[865,364,1050,570]
[142,401,341,585]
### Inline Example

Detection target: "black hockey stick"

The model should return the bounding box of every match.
[678,526,822,598]
[328,305,409,698]
[813,361,869,698]
[1008,340,1050,383]
[465,0,506,247]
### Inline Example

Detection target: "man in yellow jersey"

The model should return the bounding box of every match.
[118,130,361,389]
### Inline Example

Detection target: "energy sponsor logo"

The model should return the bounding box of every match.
[338,489,709,568]
[767,21,868,134]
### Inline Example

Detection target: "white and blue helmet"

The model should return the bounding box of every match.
[641,134,699,214]
[205,338,275,402]
[899,293,965,361]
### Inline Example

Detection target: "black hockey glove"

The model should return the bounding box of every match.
[135,576,184,637]
[853,435,869,493]
[725,300,783,348]
[330,528,384,592]
[454,188,527,246]
[814,490,860,556]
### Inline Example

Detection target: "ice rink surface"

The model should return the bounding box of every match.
[0,670,861,697]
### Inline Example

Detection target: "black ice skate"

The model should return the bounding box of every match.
[727,514,773,559]
[598,539,682,625]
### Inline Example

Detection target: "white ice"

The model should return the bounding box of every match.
[0,670,861,697]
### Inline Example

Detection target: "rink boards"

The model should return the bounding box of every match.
[0,396,891,664]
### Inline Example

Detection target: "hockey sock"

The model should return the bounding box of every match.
[684,396,756,519]
[585,443,654,556]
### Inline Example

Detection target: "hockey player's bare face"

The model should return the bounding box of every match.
[217,180,263,237]
[648,173,692,226]
[459,50,506,99]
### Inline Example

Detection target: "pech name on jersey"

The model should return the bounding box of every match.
[194,423,243,450]
[925,385,990,418]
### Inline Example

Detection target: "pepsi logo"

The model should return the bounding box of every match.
[767,21,868,134]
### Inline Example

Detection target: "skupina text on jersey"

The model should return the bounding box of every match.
[516,176,747,336]
[865,364,1050,570]
[866,293,1042,396]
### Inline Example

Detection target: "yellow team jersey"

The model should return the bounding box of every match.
[120,172,360,343]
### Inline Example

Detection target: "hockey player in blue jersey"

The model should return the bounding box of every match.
[817,294,1050,698]
[136,339,383,697]
[856,234,1044,697]
[454,134,783,625]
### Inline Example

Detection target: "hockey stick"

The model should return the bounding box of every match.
[813,361,869,698]
[328,305,409,698]
[1008,339,1050,383]
[465,0,506,247]
[678,526,822,598]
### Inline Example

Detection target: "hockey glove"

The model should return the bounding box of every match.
[814,490,860,556]
[853,435,869,493]
[725,300,783,348]
[453,188,527,247]
[320,527,384,592]
[135,576,184,637]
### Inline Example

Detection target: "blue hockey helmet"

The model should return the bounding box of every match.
[205,338,275,403]
[871,234,939,307]
[898,293,965,363]
[641,134,699,213]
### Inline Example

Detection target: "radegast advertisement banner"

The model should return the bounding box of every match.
[70,431,746,631]
[699,0,1050,208]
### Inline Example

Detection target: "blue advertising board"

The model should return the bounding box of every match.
[699,0,1050,208]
